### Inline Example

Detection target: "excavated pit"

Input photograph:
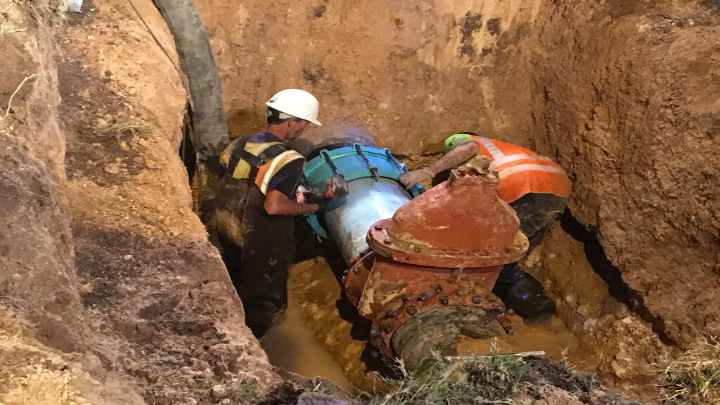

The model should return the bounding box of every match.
[1,0,719,403]
[195,0,719,400]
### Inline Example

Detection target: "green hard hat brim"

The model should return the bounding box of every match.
[444,133,474,152]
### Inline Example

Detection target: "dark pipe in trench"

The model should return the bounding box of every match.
[152,0,228,162]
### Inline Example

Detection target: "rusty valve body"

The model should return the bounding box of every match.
[344,167,529,363]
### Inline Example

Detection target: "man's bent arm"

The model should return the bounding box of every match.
[264,190,319,215]
[428,141,480,174]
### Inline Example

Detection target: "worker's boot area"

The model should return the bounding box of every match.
[493,264,556,323]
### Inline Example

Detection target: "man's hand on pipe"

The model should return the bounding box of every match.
[398,167,435,188]
[325,175,348,199]
[295,175,348,211]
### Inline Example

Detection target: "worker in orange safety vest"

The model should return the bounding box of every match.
[399,132,571,322]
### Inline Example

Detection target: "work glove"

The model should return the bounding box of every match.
[398,167,435,188]
[303,192,329,207]
[295,186,329,212]
[325,175,349,199]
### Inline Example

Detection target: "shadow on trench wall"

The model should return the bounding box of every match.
[559,211,675,346]
[179,108,226,250]
[179,109,197,180]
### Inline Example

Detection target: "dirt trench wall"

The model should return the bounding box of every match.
[1,3,149,403]
[0,7,84,354]
[197,0,719,394]
[523,1,720,347]
[1,0,280,403]
[195,0,544,151]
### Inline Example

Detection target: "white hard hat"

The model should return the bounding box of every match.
[266,89,322,126]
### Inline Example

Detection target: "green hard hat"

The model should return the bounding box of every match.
[444,133,474,152]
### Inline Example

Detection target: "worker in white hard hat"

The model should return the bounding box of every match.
[215,89,348,337]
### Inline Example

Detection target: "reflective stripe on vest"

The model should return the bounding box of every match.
[255,149,304,195]
[469,136,570,201]
[230,141,285,179]
[489,154,554,171]
[475,137,506,159]
[497,163,567,179]
[228,140,304,196]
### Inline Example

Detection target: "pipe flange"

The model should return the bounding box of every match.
[367,219,528,268]
[368,281,509,360]
[344,251,374,307]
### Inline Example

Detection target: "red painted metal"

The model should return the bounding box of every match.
[345,167,529,363]
[366,167,528,268]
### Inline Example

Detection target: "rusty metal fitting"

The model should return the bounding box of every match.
[365,169,529,269]
[342,168,532,366]
[368,289,510,361]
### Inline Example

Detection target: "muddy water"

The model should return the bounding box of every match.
[454,315,599,371]
[260,289,355,394]
[267,258,599,393]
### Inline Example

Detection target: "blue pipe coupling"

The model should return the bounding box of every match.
[302,144,423,262]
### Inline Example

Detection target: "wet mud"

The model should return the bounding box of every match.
[273,257,599,394]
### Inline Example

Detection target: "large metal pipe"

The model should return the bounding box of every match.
[302,141,422,263]
[300,129,526,371]
[324,178,412,262]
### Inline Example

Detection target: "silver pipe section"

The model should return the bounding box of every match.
[299,120,421,263]
[325,178,413,263]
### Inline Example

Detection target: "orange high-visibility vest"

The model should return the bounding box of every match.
[468,135,571,202]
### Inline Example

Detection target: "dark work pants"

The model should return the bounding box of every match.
[493,193,567,318]
[216,180,295,337]
[509,193,568,251]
